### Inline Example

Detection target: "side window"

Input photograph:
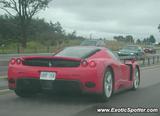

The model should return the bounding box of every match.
[107,49,120,61]
[96,42,100,46]
[101,41,105,46]
[98,41,105,46]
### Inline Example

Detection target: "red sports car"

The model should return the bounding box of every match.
[8,46,140,101]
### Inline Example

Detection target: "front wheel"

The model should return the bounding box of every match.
[132,67,140,90]
[101,68,114,102]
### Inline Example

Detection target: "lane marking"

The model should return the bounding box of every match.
[0,89,9,93]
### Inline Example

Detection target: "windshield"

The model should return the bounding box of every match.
[55,47,100,58]
[107,49,120,61]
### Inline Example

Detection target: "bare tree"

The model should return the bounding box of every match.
[0,0,52,48]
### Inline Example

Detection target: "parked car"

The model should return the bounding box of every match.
[117,45,145,59]
[80,39,105,47]
[143,46,156,54]
[8,46,140,101]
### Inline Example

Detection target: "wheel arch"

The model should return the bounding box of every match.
[135,65,140,79]
[103,65,115,91]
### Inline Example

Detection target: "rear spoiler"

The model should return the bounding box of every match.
[21,56,82,62]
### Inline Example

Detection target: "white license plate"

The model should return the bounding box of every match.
[40,72,56,80]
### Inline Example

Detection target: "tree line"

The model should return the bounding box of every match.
[0,0,54,48]
[0,0,160,52]
[0,15,85,48]
[114,35,135,43]
[0,0,85,51]
[114,35,156,45]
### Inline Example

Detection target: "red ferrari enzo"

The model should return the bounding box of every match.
[8,46,140,101]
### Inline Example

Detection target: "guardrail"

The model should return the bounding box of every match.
[0,53,51,66]
[141,54,160,66]
[0,60,9,66]
[120,54,160,66]
[0,53,52,77]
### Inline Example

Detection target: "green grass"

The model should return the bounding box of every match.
[0,39,82,54]
[105,40,126,51]
[1,39,160,54]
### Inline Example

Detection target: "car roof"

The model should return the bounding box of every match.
[55,46,107,59]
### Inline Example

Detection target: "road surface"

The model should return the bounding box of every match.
[0,66,160,116]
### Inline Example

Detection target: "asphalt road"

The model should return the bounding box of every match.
[0,79,7,90]
[0,66,160,116]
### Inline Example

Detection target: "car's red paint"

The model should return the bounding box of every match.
[8,46,140,95]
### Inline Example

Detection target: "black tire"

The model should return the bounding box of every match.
[14,89,36,97]
[132,67,140,90]
[101,67,114,102]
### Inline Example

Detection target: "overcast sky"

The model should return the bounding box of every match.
[1,0,160,41]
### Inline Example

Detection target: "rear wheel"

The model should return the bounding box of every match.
[101,68,113,101]
[132,67,140,90]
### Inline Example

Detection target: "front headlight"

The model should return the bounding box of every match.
[130,53,134,55]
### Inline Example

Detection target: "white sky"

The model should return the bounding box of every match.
[1,0,160,41]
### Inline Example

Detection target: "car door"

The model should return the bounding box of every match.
[120,63,131,85]
[113,57,131,87]
[107,49,125,89]
[108,50,131,87]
